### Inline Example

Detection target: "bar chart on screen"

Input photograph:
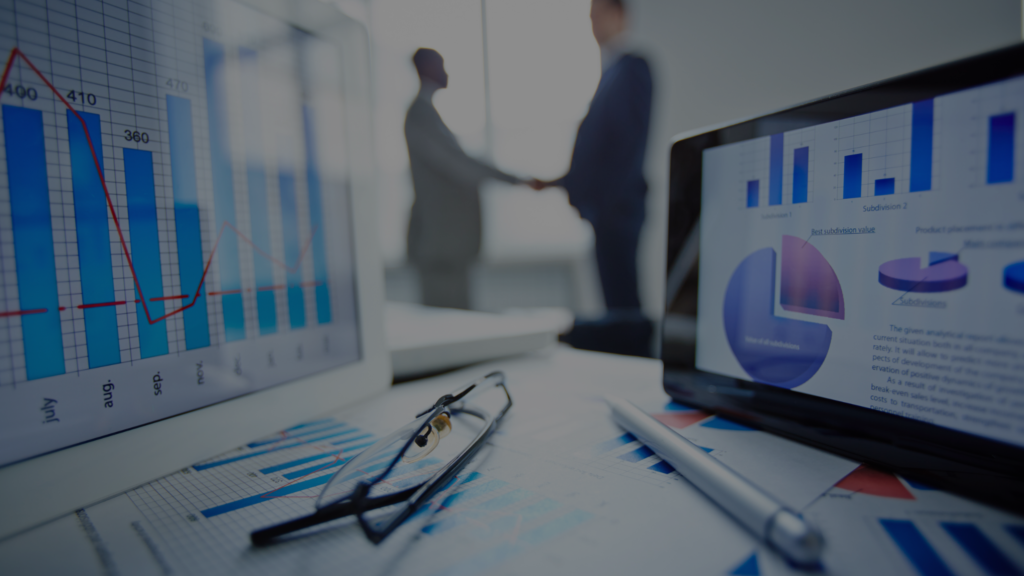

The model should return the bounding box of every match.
[0,44,333,381]
[0,0,360,468]
[834,99,937,200]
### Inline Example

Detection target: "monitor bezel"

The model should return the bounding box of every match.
[663,41,1024,514]
[0,0,391,539]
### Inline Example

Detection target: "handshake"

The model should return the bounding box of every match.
[526,178,555,191]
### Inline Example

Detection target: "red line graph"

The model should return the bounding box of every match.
[0,47,319,326]
[151,294,188,301]
[78,301,127,309]
[0,308,46,317]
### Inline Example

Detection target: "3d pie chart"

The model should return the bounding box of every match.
[878,252,968,292]
[1006,261,1024,294]
[723,236,841,390]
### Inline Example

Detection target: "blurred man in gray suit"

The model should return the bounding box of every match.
[405,48,526,309]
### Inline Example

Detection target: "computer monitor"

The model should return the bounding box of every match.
[0,0,390,538]
[663,42,1024,512]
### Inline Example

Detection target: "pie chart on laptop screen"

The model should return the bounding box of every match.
[723,236,843,389]
[878,252,968,292]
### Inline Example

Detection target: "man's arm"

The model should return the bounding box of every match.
[406,103,522,188]
[531,57,653,196]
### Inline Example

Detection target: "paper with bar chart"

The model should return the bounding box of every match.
[698,72,1024,448]
[0,352,860,576]
[0,0,360,467]
[736,466,1024,576]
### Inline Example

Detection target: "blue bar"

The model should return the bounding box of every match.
[201,474,332,518]
[259,451,340,475]
[618,445,655,462]
[123,149,169,359]
[192,429,365,470]
[255,443,374,475]
[880,519,954,576]
[910,100,934,192]
[281,454,354,480]
[203,38,245,341]
[793,146,809,204]
[875,177,895,196]
[67,110,120,368]
[747,180,759,208]
[247,423,354,448]
[649,460,675,474]
[302,106,332,324]
[595,433,636,454]
[988,113,1015,184]
[2,106,64,380]
[730,554,760,576]
[283,418,333,432]
[333,453,434,485]
[239,48,277,335]
[768,134,783,205]
[282,449,405,481]
[278,170,305,328]
[166,95,210,350]
[943,523,1021,576]
[330,433,373,445]
[843,154,863,199]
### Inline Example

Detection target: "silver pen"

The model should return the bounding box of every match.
[605,396,824,567]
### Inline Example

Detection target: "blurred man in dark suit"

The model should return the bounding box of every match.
[406,48,526,309]
[532,0,653,355]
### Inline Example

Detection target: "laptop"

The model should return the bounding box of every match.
[0,0,390,538]
[662,42,1024,513]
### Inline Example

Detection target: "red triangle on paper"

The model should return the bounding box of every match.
[652,411,710,429]
[834,465,914,500]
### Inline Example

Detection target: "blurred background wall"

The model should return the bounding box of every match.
[338,0,1022,320]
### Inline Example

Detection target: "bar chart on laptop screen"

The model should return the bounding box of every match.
[0,0,361,467]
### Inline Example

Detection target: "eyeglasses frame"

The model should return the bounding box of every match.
[251,371,511,546]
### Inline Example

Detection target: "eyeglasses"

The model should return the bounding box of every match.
[250,371,512,546]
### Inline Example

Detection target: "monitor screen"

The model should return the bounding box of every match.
[0,0,361,468]
[695,72,1024,448]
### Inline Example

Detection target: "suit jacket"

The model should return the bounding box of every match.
[559,53,652,230]
[405,89,519,266]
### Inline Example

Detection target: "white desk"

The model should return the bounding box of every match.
[0,346,1019,576]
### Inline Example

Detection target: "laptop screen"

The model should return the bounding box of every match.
[695,72,1024,448]
[0,0,361,467]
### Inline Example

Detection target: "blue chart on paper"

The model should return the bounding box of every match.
[880,518,1024,576]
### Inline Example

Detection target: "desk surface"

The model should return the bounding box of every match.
[1,346,1020,576]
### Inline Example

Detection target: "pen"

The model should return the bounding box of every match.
[604,396,824,567]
